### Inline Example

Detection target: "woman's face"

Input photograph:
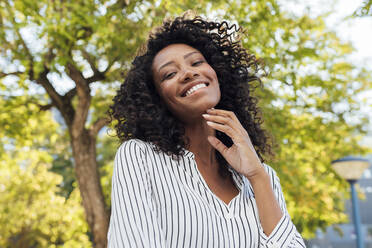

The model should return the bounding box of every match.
[151,43,220,123]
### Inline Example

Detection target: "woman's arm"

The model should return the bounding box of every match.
[248,168,283,236]
[250,164,306,248]
[107,140,166,248]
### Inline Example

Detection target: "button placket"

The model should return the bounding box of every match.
[225,211,233,219]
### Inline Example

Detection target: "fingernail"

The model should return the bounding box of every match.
[202,114,209,118]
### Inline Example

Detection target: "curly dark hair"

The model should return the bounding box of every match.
[110,14,273,177]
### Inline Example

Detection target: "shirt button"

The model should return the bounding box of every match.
[226,212,233,219]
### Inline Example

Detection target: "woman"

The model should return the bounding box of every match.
[108,14,306,247]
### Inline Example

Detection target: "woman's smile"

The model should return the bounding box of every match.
[182,82,209,97]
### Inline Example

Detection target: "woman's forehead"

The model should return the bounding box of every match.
[152,44,202,71]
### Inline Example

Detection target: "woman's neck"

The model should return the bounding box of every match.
[184,119,217,169]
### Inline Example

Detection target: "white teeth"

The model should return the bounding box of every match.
[185,83,207,96]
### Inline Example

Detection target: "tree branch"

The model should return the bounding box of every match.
[37,103,54,111]
[64,87,77,101]
[81,49,100,76]
[89,117,109,137]
[87,73,105,84]
[80,49,106,84]
[35,67,65,111]
[0,71,23,78]
[66,63,90,93]
[86,55,120,84]
[34,67,75,126]
[80,50,122,84]
[103,56,120,74]
[18,98,54,112]
[66,63,91,136]
[44,47,56,65]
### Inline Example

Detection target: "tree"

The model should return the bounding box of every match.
[0,92,91,247]
[0,0,370,245]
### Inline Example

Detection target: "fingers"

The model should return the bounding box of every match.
[206,108,240,123]
[203,108,248,139]
[207,136,228,156]
[202,114,232,127]
[205,120,235,138]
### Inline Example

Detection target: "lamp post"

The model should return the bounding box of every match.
[331,156,370,248]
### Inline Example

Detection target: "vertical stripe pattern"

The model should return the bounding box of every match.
[108,139,306,248]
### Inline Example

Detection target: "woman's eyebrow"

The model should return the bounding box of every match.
[158,61,174,73]
[183,51,199,59]
[157,51,200,72]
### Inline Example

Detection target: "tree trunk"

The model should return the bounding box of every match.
[70,128,109,248]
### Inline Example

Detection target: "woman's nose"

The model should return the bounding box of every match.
[180,67,199,82]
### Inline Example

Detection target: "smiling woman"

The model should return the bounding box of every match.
[108,13,306,247]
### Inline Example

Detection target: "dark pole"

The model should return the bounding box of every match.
[348,179,364,248]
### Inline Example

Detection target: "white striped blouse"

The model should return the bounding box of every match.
[107,139,306,247]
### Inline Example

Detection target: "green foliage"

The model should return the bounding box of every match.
[0,91,90,247]
[0,0,371,244]
[0,151,91,248]
[0,93,51,149]
[354,0,372,16]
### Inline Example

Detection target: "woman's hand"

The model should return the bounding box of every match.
[202,108,265,180]
[203,108,285,235]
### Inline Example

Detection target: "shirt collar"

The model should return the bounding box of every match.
[182,148,195,159]
[182,148,245,191]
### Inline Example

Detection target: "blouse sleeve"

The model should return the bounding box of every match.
[259,164,306,248]
[107,140,167,248]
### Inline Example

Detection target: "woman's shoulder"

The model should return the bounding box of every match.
[114,139,152,163]
[117,138,154,154]
[114,139,158,173]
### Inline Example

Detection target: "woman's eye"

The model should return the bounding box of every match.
[192,60,204,66]
[163,72,176,80]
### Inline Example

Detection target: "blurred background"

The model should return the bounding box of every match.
[0,0,371,247]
